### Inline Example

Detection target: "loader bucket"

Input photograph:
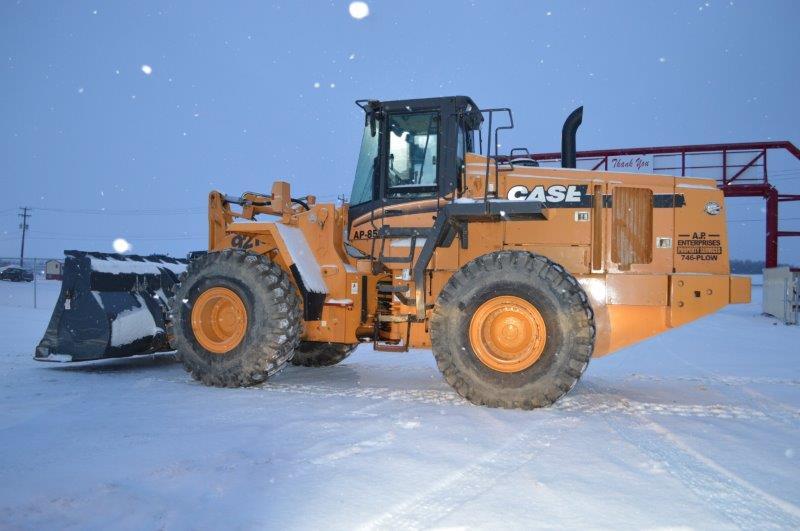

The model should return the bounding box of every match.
[34,251,188,363]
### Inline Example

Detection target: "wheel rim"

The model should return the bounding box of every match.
[469,295,547,373]
[191,287,248,354]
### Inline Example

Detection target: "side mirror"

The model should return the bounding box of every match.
[365,100,382,137]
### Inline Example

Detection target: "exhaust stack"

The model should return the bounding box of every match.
[561,106,583,168]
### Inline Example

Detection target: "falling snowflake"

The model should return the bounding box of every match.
[349,1,369,19]
[329,83,336,88]
[348,53,356,60]
[313,82,320,88]
[112,238,131,253]
[141,64,153,75]
[77,87,84,94]
[659,57,667,63]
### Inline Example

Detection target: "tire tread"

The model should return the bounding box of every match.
[430,251,595,410]
[168,250,301,387]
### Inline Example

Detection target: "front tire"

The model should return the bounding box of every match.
[170,250,302,387]
[430,251,595,409]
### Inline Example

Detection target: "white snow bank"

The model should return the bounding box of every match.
[110,294,162,346]
[274,224,328,294]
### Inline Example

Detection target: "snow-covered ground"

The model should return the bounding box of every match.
[1,279,798,529]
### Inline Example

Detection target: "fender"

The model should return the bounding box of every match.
[225,221,329,320]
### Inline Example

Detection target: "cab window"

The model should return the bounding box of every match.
[349,121,380,205]
[386,112,439,199]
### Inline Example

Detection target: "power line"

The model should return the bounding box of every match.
[33,207,205,216]
[28,229,203,238]
[21,235,204,241]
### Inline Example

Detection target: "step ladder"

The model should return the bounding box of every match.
[374,226,432,265]
[373,281,413,352]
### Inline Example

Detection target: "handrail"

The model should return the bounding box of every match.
[515,140,800,161]
[476,108,514,212]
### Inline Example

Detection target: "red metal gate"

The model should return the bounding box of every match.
[524,141,800,267]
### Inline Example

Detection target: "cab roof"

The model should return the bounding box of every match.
[356,95,483,129]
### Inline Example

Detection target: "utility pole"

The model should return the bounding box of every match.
[19,207,31,267]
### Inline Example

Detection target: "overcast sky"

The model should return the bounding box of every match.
[1,0,798,263]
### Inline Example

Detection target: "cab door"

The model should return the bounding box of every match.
[348,109,442,259]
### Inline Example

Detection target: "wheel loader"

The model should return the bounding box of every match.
[35,96,752,409]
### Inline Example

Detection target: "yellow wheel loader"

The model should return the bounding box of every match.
[35,96,751,409]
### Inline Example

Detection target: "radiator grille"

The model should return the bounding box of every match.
[611,187,653,268]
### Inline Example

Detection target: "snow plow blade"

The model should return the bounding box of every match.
[34,251,188,363]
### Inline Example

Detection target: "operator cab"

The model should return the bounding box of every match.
[348,96,483,223]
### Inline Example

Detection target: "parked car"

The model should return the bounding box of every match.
[0,266,34,282]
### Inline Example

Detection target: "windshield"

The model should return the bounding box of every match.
[349,122,380,205]
[387,111,439,198]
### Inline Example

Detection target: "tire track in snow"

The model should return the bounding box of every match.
[732,384,800,428]
[310,432,396,465]
[587,382,800,528]
[622,374,800,427]
[556,394,770,420]
[258,382,467,406]
[625,374,800,387]
[257,381,780,421]
[356,419,573,530]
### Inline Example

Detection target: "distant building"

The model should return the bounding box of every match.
[45,259,63,280]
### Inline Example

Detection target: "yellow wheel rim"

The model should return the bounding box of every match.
[469,295,547,373]
[191,287,248,354]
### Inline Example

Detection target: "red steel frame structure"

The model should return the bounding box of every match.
[523,141,800,267]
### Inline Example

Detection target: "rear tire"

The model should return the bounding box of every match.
[291,342,357,367]
[170,250,302,387]
[429,251,595,409]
